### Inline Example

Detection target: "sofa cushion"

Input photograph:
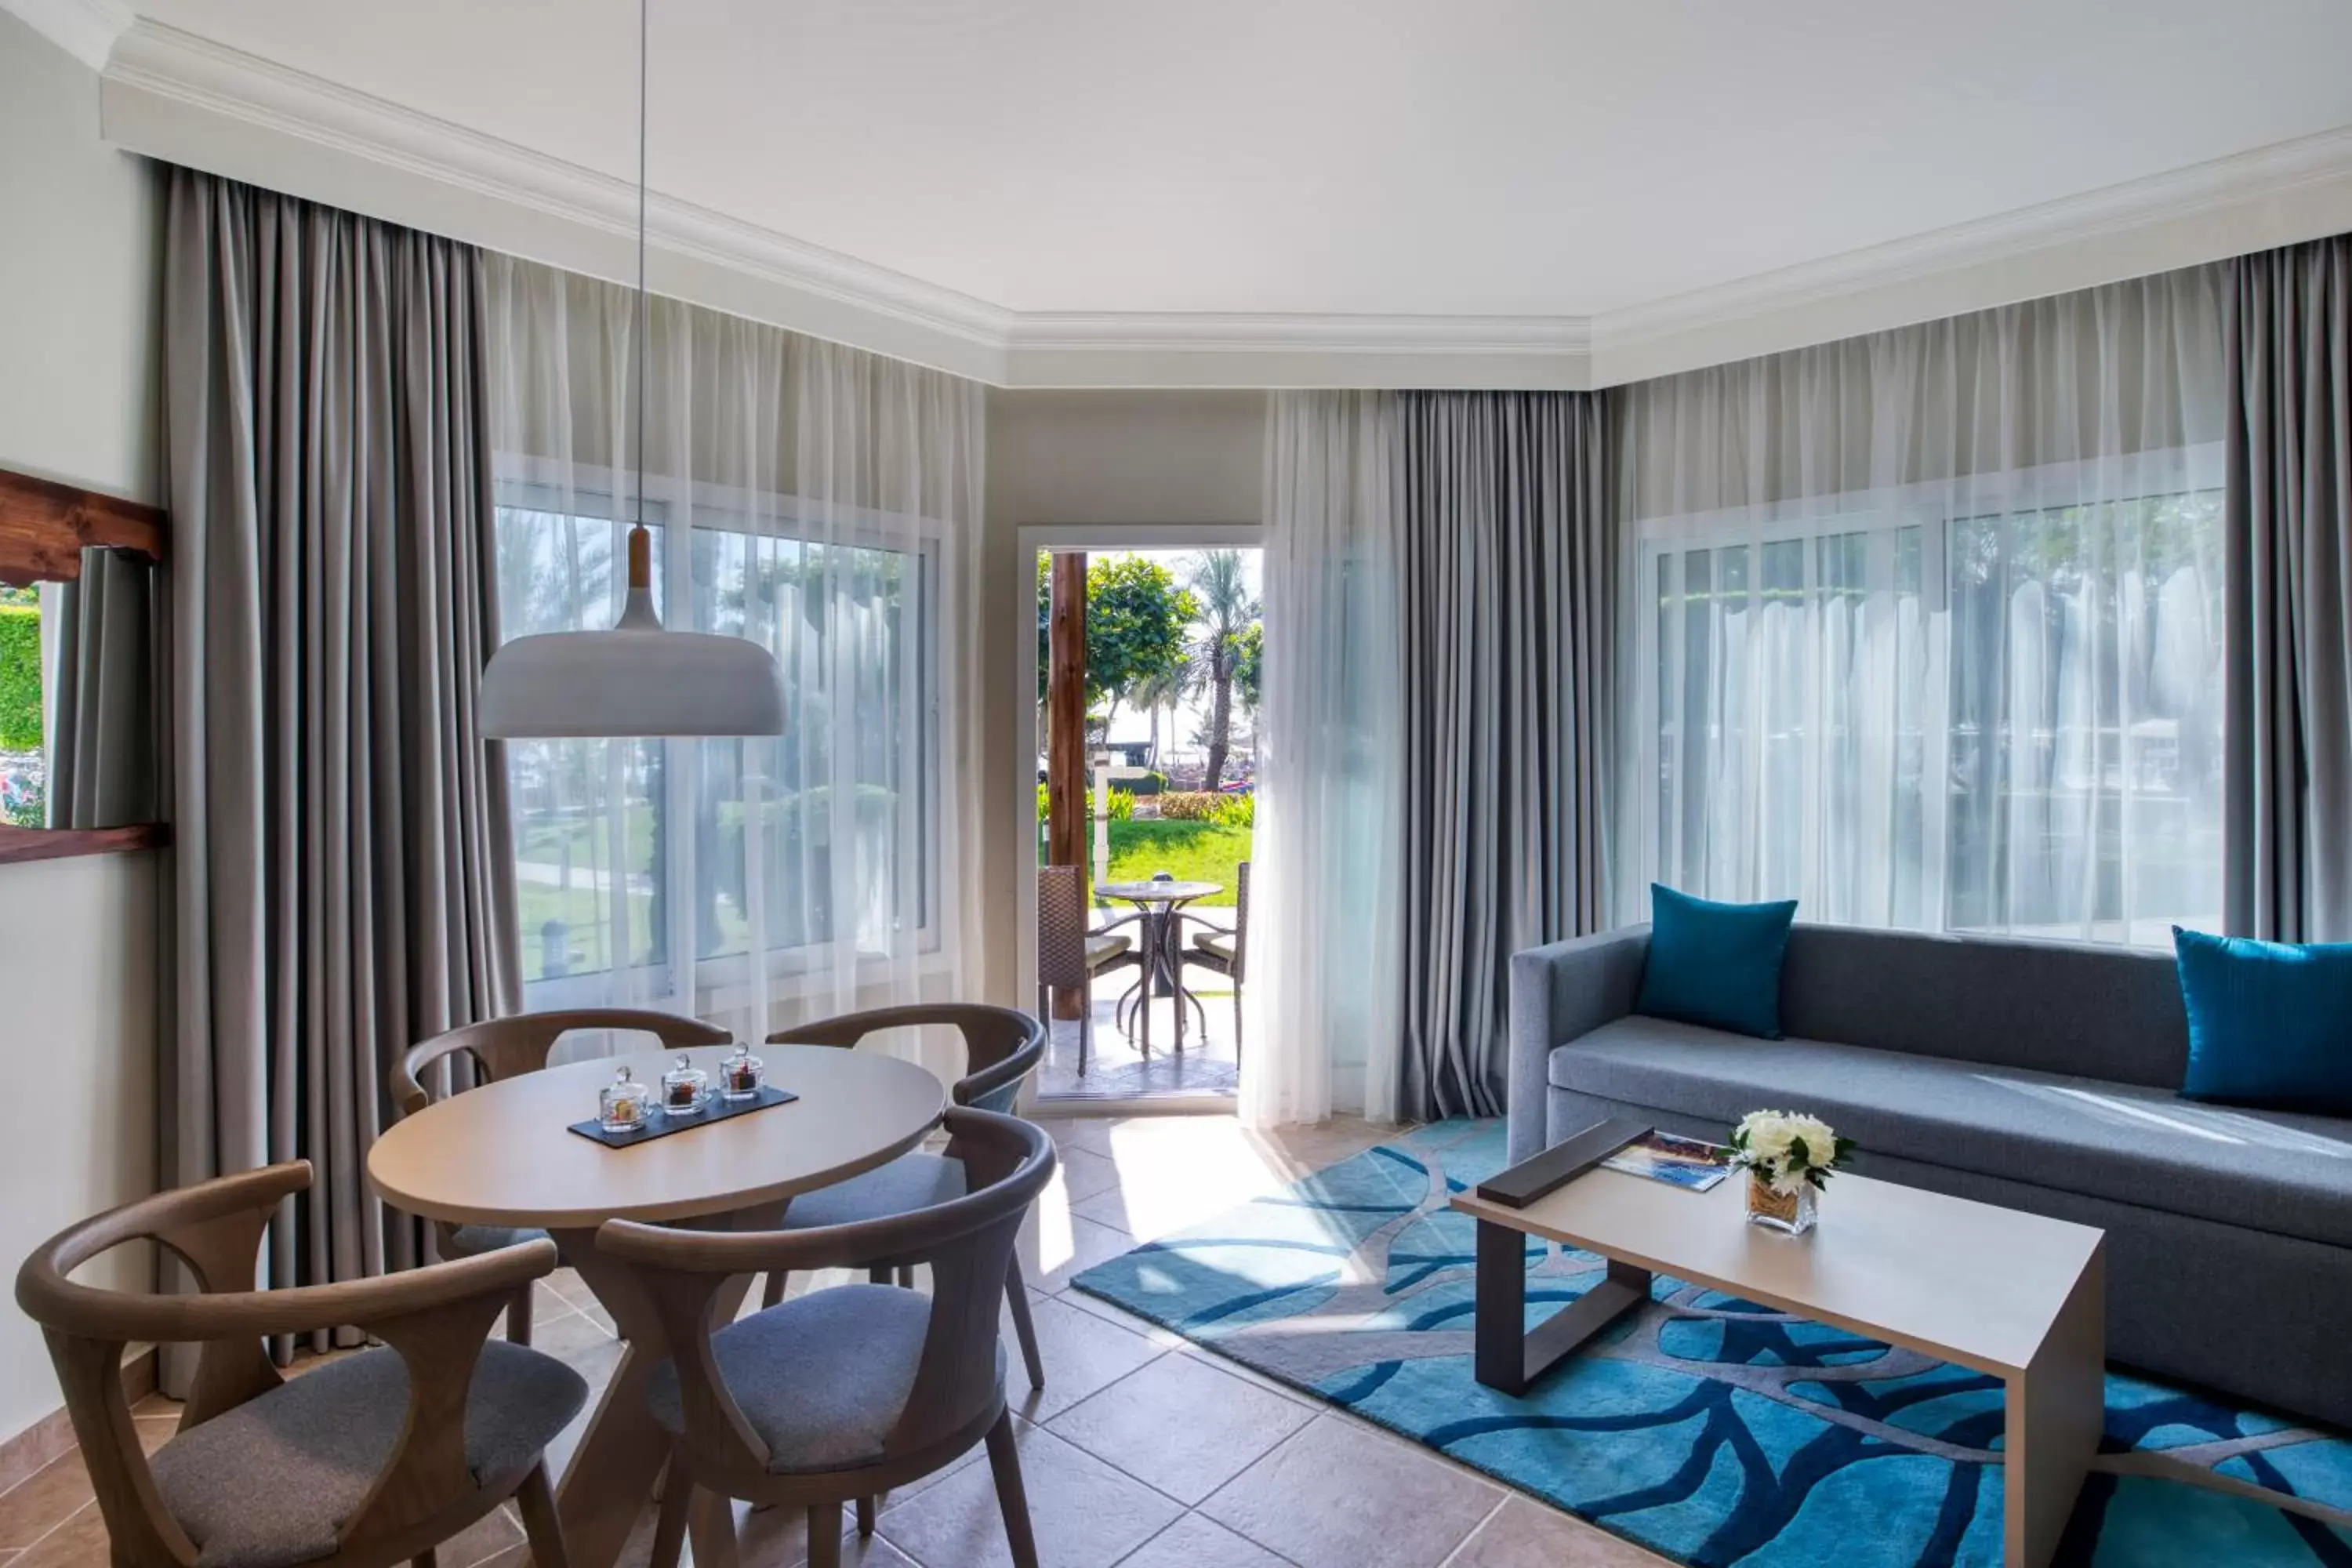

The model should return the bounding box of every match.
[1550,1015,2352,1250]
[1635,884,1798,1039]
[2175,927,2352,1112]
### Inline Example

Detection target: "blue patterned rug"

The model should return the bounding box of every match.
[1071,1120,2352,1567]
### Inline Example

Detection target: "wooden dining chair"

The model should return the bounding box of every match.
[13,1160,585,1568]
[597,1108,1055,1568]
[1036,864,1138,1076]
[1185,858,1250,1062]
[754,1004,1051,1390]
[391,1007,731,1345]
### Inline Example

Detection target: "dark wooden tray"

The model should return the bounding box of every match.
[566,1083,800,1148]
[1473,1116,1652,1208]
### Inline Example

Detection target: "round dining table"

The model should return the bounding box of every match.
[367,1043,946,1568]
[1094,879,1221,1056]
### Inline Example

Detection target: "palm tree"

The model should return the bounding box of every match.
[1127,663,1185,772]
[1181,550,1260,791]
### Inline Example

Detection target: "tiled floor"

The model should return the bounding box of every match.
[0,1112,1668,1568]
[1036,981,1241,1103]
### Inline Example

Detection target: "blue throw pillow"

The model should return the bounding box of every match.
[1635,884,1798,1040]
[2173,927,2352,1112]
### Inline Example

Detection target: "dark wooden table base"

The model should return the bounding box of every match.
[1472,1218,1653,1396]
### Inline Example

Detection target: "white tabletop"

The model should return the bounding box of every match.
[1096,880,1222,902]
[1454,1167,2103,1377]
[368,1044,946,1229]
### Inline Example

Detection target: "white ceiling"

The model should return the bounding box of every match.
[33,0,2352,383]
[118,0,2352,315]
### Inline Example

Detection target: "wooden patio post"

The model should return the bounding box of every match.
[1047,551,1087,1019]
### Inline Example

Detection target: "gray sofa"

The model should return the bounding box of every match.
[1508,921,2352,1430]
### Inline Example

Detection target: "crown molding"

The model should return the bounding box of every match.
[0,0,131,71]
[1589,122,2352,384]
[86,15,2352,390]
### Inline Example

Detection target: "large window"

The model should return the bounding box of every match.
[492,488,938,1008]
[1639,457,2225,946]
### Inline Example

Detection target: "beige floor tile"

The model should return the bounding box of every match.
[533,1305,622,1360]
[1201,1414,1498,1568]
[1018,1208,1140,1294]
[441,1502,527,1568]
[1054,1145,1123,1205]
[1001,1290,1167,1423]
[12,1502,105,1568]
[1044,1353,1311,1506]
[1445,1496,1670,1567]
[133,1416,178,1454]
[1115,1512,1293,1568]
[1171,1342,1313,1409]
[1034,1116,1119,1157]
[0,1454,92,1552]
[878,1421,1179,1568]
[1054,1288,1189,1352]
[544,1266,603,1313]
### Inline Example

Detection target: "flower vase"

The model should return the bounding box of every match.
[1746,1174,1817,1236]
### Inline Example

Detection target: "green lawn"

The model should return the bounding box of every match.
[1098,818,1253,907]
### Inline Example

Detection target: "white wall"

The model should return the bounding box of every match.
[975,390,1264,1002]
[0,11,165,1446]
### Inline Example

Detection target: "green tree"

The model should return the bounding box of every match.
[1181,550,1260,790]
[1232,621,1264,716]
[1035,554,1197,731]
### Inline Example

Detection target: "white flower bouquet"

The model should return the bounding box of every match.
[1728,1109,1856,1233]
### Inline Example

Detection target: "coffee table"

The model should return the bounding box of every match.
[1452,1167,2106,1568]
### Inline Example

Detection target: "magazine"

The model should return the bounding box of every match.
[1599,1131,1733,1192]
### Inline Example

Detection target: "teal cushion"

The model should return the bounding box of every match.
[2173,926,2352,1112]
[1635,884,1798,1040]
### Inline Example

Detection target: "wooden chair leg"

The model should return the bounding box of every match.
[685,1486,740,1568]
[805,1506,842,1568]
[514,1461,571,1568]
[855,1494,876,1537]
[895,1264,916,1290]
[412,1552,437,1568]
[984,1410,1040,1568]
[1004,1260,1045,1390]
[867,1264,891,1286]
[506,1281,535,1346]
[648,1468,690,1568]
[760,1269,786,1309]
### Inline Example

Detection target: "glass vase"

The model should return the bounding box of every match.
[1746,1174,1817,1236]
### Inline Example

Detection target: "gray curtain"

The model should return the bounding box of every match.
[48,546,158,829]
[1396,391,1614,1119]
[2223,234,2352,942]
[162,169,518,1356]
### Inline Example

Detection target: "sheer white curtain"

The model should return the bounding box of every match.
[481,256,985,1073]
[1250,392,1404,1125]
[1617,265,2227,945]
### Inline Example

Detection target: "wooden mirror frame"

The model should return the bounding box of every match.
[0,466,169,865]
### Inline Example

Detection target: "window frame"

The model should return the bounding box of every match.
[1632,443,2224,946]
[492,464,948,1012]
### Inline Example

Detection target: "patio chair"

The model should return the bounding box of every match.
[1037,864,1139,1076]
[1185,859,1249,1062]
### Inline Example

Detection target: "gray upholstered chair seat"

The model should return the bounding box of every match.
[149,1341,588,1568]
[784,1152,967,1232]
[646,1285,1000,1474]
[1191,931,1236,963]
[1083,933,1132,971]
[1552,1015,2352,1247]
[442,1222,548,1257]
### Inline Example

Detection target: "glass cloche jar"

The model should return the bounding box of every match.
[720,1043,764,1102]
[599,1065,649,1134]
[660,1052,710,1115]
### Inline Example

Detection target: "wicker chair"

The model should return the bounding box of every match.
[1036,864,1138,1076]
[1184,859,1250,1062]
[390,1008,731,1343]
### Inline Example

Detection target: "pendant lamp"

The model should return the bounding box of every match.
[478,0,786,740]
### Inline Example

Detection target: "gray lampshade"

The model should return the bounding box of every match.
[480,579,787,739]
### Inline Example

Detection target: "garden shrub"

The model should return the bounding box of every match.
[1211,793,1255,829]
[0,604,41,753]
[1156,791,1225,822]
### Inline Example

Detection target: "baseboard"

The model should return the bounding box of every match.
[0,1343,156,1494]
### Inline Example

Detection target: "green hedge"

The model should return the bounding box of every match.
[0,604,40,753]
